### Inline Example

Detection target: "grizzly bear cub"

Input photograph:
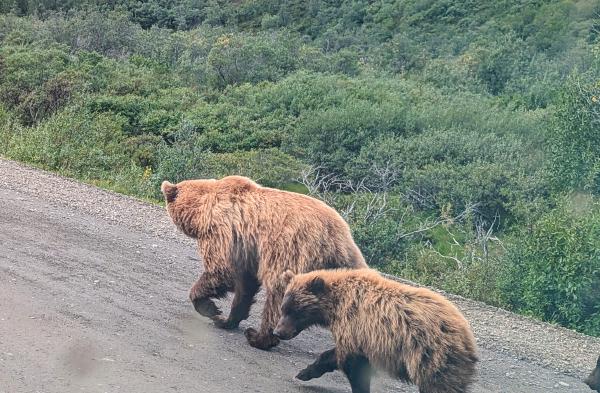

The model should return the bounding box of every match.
[273,269,478,393]
[161,176,367,350]
[585,356,600,391]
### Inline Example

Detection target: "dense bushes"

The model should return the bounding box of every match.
[3,105,129,177]
[1,2,599,335]
[500,197,600,335]
[547,75,600,193]
[205,32,301,88]
[154,120,304,187]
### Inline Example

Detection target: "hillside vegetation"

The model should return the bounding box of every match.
[1,0,599,336]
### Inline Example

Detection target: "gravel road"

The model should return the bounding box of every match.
[0,158,599,393]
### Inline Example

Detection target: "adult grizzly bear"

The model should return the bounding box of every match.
[585,356,600,391]
[161,176,367,350]
[274,269,478,393]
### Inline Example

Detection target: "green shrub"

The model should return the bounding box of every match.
[0,44,72,122]
[154,121,305,193]
[205,31,301,89]
[4,106,131,179]
[500,195,600,336]
[288,90,410,174]
[87,95,151,136]
[547,75,600,193]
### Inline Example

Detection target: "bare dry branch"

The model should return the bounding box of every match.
[429,248,464,270]
[397,203,477,240]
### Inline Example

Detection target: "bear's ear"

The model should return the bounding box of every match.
[161,181,178,203]
[308,276,328,295]
[281,270,295,286]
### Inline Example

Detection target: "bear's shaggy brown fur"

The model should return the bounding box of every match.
[274,269,478,393]
[161,176,367,350]
[585,356,600,391]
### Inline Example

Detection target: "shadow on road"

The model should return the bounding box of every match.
[296,384,348,393]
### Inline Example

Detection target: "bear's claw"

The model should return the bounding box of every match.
[212,316,239,330]
[192,298,221,318]
[244,327,280,350]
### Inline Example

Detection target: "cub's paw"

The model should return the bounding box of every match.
[244,327,259,342]
[191,298,221,318]
[244,328,280,350]
[295,367,316,381]
[212,316,239,330]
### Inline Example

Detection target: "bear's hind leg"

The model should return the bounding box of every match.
[341,355,372,393]
[245,287,282,350]
[189,271,232,318]
[296,348,338,381]
[214,272,260,329]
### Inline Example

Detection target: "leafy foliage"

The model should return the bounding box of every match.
[547,75,600,193]
[500,196,600,335]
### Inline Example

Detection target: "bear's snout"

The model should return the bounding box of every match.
[273,317,298,340]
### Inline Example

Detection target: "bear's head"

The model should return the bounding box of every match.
[585,356,600,391]
[273,270,331,340]
[161,178,217,238]
[161,176,259,238]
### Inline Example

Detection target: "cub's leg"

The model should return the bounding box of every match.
[213,271,260,329]
[296,348,338,381]
[341,355,372,393]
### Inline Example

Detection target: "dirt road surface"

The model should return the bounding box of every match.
[1,158,599,393]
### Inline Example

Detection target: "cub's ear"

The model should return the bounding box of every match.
[161,181,178,203]
[281,270,295,286]
[308,276,328,295]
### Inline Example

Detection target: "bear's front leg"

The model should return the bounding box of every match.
[296,348,338,381]
[213,272,260,330]
[189,271,231,318]
[244,287,281,350]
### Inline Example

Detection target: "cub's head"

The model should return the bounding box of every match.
[273,270,331,340]
[585,356,600,391]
